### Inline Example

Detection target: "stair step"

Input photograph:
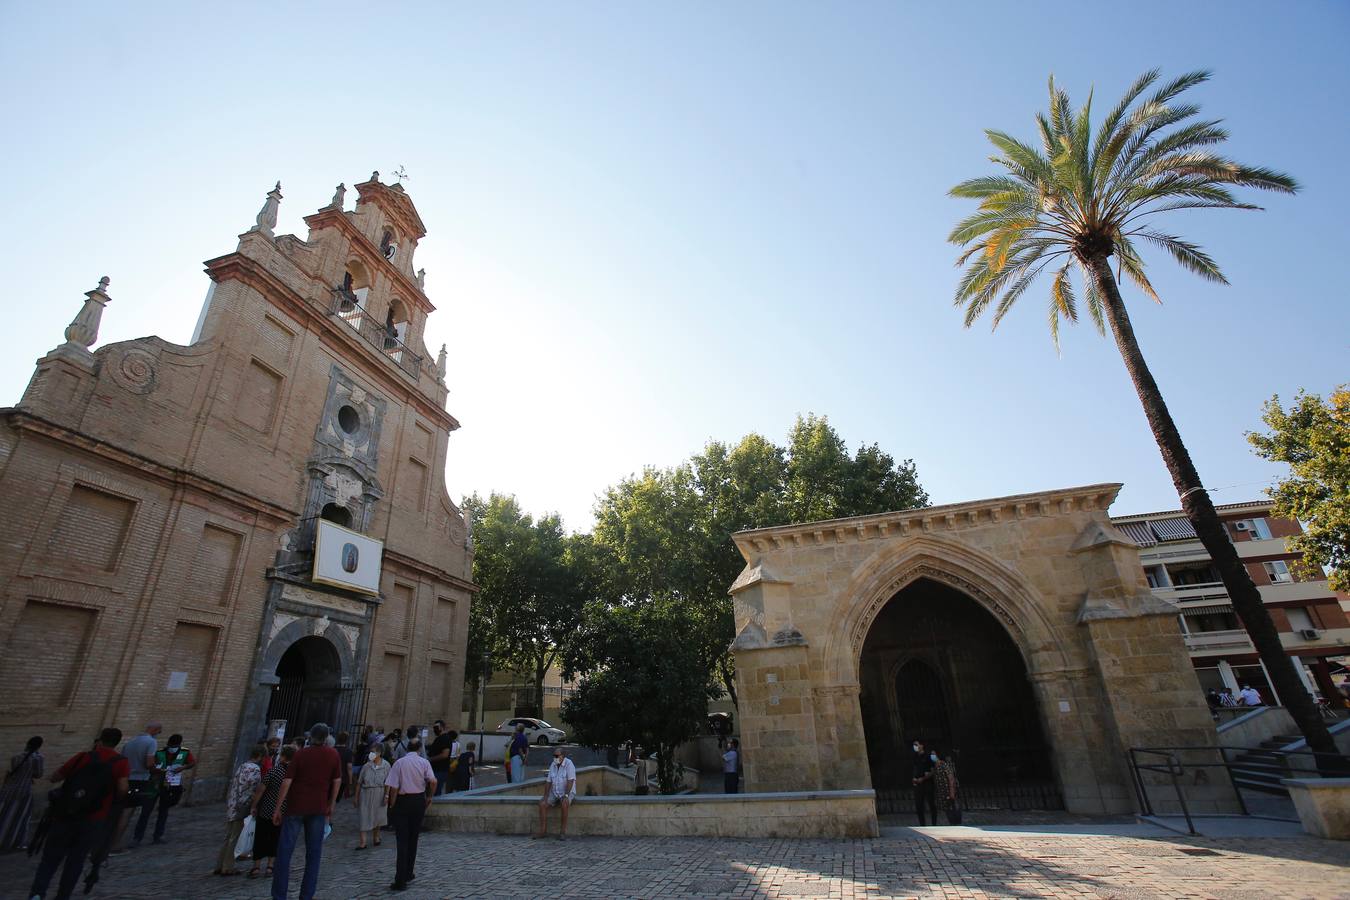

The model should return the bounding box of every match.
[1233,778,1290,796]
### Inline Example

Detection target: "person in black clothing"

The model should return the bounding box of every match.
[911,738,937,826]
[452,742,475,792]
[426,722,454,797]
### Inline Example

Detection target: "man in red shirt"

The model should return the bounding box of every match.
[271,722,342,900]
[28,727,130,900]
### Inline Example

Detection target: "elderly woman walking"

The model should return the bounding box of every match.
[0,736,44,850]
[214,744,263,875]
[353,741,390,849]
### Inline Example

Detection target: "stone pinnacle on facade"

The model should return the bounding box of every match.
[251,181,283,237]
[60,276,112,354]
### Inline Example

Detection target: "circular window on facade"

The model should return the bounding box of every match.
[337,405,361,435]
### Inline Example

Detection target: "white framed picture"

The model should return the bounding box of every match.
[313,519,383,595]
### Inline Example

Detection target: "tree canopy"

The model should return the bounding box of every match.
[561,600,718,793]
[590,414,927,703]
[462,492,591,716]
[1248,386,1350,591]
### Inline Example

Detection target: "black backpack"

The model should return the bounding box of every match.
[55,751,119,820]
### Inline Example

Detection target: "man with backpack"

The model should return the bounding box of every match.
[28,727,129,900]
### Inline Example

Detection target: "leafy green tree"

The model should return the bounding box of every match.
[462,492,590,717]
[1248,386,1350,591]
[592,416,927,705]
[947,69,1337,760]
[561,600,720,793]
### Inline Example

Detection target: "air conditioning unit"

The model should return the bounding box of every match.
[1300,628,1321,640]
[1234,521,1250,531]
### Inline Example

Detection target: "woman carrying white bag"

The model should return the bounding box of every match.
[215,744,264,876]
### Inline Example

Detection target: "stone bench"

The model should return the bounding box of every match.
[1283,778,1350,839]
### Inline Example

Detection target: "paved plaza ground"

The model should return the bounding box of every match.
[3,796,1348,900]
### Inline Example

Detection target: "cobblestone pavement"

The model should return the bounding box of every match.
[3,801,1347,900]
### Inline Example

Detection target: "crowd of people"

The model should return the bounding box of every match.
[1,718,757,898]
[0,718,493,899]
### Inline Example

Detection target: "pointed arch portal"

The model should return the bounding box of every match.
[858,578,1060,811]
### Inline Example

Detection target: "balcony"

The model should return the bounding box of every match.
[330,288,423,381]
[1182,629,1255,654]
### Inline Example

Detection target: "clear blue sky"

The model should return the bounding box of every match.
[2,2,1346,530]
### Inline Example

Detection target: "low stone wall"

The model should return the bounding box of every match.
[426,782,879,838]
[1284,778,1350,840]
[482,765,643,798]
[1216,706,1297,748]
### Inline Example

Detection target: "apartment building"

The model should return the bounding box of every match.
[1112,500,1349,705]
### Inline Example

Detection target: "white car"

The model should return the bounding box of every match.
[497,717,567,746]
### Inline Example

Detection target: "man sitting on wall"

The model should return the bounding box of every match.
[534,747,576,840]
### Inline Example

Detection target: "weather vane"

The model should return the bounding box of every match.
[393,165,409,185]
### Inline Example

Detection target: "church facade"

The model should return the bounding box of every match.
[0,175,474,799]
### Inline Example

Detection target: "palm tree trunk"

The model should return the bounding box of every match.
[1085,254,1339,767]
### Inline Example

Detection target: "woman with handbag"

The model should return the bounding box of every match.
[214,744,263,875]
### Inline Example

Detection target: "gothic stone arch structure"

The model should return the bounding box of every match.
[729,483,1236,816]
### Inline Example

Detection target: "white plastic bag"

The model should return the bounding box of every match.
[234,815,256,858]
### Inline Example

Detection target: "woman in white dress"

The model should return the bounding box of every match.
[353,742,390,849]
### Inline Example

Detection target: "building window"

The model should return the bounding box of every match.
[1145,565,1170,589]
[1167,561,1222,588]
[1184,611,1241,633]
[1234,517,1273,540]
[1263,560,1293,584]
[1287,607,1315,632]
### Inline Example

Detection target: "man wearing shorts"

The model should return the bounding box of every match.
[534,747,575,840]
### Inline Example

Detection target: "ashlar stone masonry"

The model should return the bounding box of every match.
[729,483,1238,816]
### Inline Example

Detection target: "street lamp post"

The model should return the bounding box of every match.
[477,652,489,741]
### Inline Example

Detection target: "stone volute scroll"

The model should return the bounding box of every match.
[251,181,283,237]
[436,343,447,383]
[416,268,426,289]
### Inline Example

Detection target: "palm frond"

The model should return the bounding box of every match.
[1115,237,1161,303]
[948,176,1031,199]
[1048,262,1079,350]
[1080,262,1107,336]
[1091,69,1161,182]
[985,130,1054,183]
[1134,230,1229,283]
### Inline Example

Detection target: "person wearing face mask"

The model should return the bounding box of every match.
[910,738,937,826]
[141,733,196,845]
[353,742,390,849]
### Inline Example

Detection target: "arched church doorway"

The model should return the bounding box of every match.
[858,577,1061,812]
[265,636,342,741]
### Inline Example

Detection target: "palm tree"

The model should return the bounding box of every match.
[947,69,1338,763]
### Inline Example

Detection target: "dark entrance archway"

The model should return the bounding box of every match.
[265,636,342,741]
[859,577,1061,812]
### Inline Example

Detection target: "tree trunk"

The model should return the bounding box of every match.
[1086,254,1340,767]
[718,657,738,709]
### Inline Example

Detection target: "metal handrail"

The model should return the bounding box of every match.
[330,288,424,380]
[1127,743,1349,834]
